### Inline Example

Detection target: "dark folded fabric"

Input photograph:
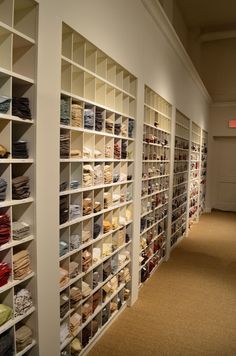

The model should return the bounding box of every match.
[0,97,11,114]
[12,176,30,200]
[121,141,127,159]
[115,123,121,136]
[0,329,14,356]
[12,141,29,159]
[93,224,101,239]
[128,118,135,138]
[60,98,70,125]
[60,196,69,225]
[0,213,11,245]
[12,97,31,119]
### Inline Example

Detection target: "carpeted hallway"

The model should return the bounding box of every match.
[88,211,236,356]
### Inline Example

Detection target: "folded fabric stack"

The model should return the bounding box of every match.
[0,213,10,245]
[70,312,82,337]
[94,149,102,158]
[60,181,68,192]
[70,286,82,308]
[102,243,112,257]
[93,223,101,239]
[93,291,100,311]
[13,250,32,280]
[83,146,92,159]
[0,262,11,287]
[70,149,82,158]
[60,321,70,344]
[82,250,92,272]
[105,143,112,158]
[12,176,30,200]
[93,271,100,288]
[12,141,29,159]
[103,220,112,234]
[121,123,127,137]
[105,119,113,133]
[84,108,94,130]
[114,141,121,159]
[118,251,130,265]
[82,301,92,322]
[112,216,119,230]
[95,107,104,131]
[83,165,93,187]
[0,96,11,114]
[124,288,131,300]
[71,337,82,355]
[112,193,120,205]
[93,247,101,263]
[70,204,81,220]
[94,201,101,213]
[16,325,33,351]
[0,304,12,326]
[82,326,91,347]
[14,288,33,317]
[0,329,14,355]
[104,165,112,184]
[114,123,121,136]
[82,230,91,243]
[71,103,83,127]
[60,98,70,125]
[60,196,69,224]
[128,119,135,138]
[113,173,120,183]
[94,164,103,185]
[0,178,7,201]
[60,267,69,288]
[69,261,79,279]
[110,275,118,292]
[83,197,92,216]
[82,281,92,298]
[0,144,10,158]
[70,234,81,250]
[118,267,131,283]
[60,293,69,318]
[121,140,127,159]
[110,301,118,314]
[120,172,128,182]
[104,192,112,209]
[117,229,125,246]
[60,132,70,158]
[60,241,69,257]
[102,305,109,325]
[70,180,79,190]
[12,97,31,119]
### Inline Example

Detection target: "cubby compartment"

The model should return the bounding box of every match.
[73,32,85,67]
[0,163,11,202]
[12,121,34,159]
[13,0,37,40]
[105,85,115,109]
[13,34,35,79]
[70,222,82,251]
[62,23,73,60]
[85,42,97,73]
[12,77,34,120]
[0,119,10,156]
[72,65,84,98]
[11,163,33,200]
[0,27,12,71]
[61,60,72,93]
[70,131,83,159]
[95,78,106,106]
[0,0,14,27]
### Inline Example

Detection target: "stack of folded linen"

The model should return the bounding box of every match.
[83,165,93,187]
[12,141,29,159]
[70,312,82,337]
[13,250,32,280]
[104,165,112,184]
[94,149,102,159]
[16,325,33,351]
[110,301,118,313]
[92,247,101,263]
[105,143,112,158]
[104,192,112,209]
[0,262,11,287]
[60,98,70,125]
[93,271,100,288]
[0,304,12,326]
[59,240,69,257]
[0,144,10,158]
[128,119,135,138]
[71,337,82,355]
[83,146,92,159]
[118,251,130,266]
[59,268,69,288]
[93,223,101,239]
[83,198,92,216]
[103,220,111,233]
[93,201,101,213]
[60,196,69,225]
[70,148,82,158]
[121,123,127,137]
[84,108,94,130]
[0,213,10,245]
[112,217,119,230]
[60,132,70,158]
[82,301,92,322]
[70,286,82,308]
[92,291,100,312]
[82,250,92,272]
[12,176,30,200]
[70,180,79,190]
[60,181,68,192]
[60,321,70,345]
[0,178,7,201]
[102,242,112,257]
[119,172,127,182]
[114,141,121,159]
[60,293,69,318]
[69,261,79,279]
[71,103,83,127]
[95,108,104,132]
[82,281,92,298]
[112,193,120,205]
[12,221,30,240]
[70,204,81,220]
[0,96,11,114]
[0,329,14,355]
[113,173,120,183]
[12,97,31,119]
[93,165,103,185]
[70,234,81,250]
[14,288,33,317]
[121,140,127,159]
[105,118,113,133]
[82,230,91,243]
[114,123,121,136]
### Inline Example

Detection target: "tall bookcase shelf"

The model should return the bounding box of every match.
[0,0,38,355]
[139,86,172,286]
[59,23,136,355]
[189,122,201,228]
[171,111,190,249]
[199,130,208,216]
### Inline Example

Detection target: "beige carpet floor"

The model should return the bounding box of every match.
[88,211,236,356]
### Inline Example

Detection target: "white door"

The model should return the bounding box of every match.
[212,136,236,212]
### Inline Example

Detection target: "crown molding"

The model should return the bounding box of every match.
[141,0,212,103]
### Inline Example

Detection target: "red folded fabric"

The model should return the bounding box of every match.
[0,262,11,287]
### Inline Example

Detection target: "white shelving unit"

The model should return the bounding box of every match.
[59,23,136,355]
[199,130,208,216]
[139,86,171,285]
[189,121,201,228]
[171,111,190,249]
[0,0,38,355]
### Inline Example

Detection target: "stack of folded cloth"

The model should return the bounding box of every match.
[104,192,112,209]
[93,291,100,311]
[60,98,70,125]
[94,201,101,213]
[70,312,82,337]
[112,194,120,205]
[0,262,11,287]
[0,144,10,158]
[121,123,127,136]
[12,176,30,200]
[102,305,109,325]
[60,321,70,344]
[84,108,94,130]
[104,165,112,184]
[118,229,125,246]
[102,243,112,257]
[60,241,69,257]
[71,103,83,127]
[112,217,119,230]
[60,196,69,224]
[60,293,69,318]
[105,119,113,133]
[82,326,91,347]
[93,223,101,239]
[12,97,31,119]
[118,251,130,266]
[82,250,92,272]
[93,247,101,263]
[70,180,79,190]
[120,172,127,182]
[0,178,7,201]
[93,271,100,288]
[82,301,92,322]
[13,250,32,280]
[121,141,127,159]
[59,268,69,288]
[71,337,82,355]
[95,108,104,131]
[94,149,102,159]
[70,234,81,250]
[94,165,103,185]
[83,198,92,215]
[0,329,14,355]
[114,141,121,159]
[70,149,82,158]
[119,216,126,226]
[110,301,118,314]
[16,325,33,351]
[105,143,112,158]
[70,204,81,220]
[0,304,12,326]
[113,173,120,183]
[0,213,10,245]
[12,221,30,241]
[82,230,91,244]
[83,165,93,187]
[118,267,131,284]
[12,141,29,158]
[14,288,33,317]
[0,96,11,114]
[83,146,92,159]
[60,181,68,192]
[115,123,121,136]
[60,132,70,158]
[128,119,135,138]
[103,220,111,233]
[82,281,92,298]
[70,286,82,308]
[69,261,79,279]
